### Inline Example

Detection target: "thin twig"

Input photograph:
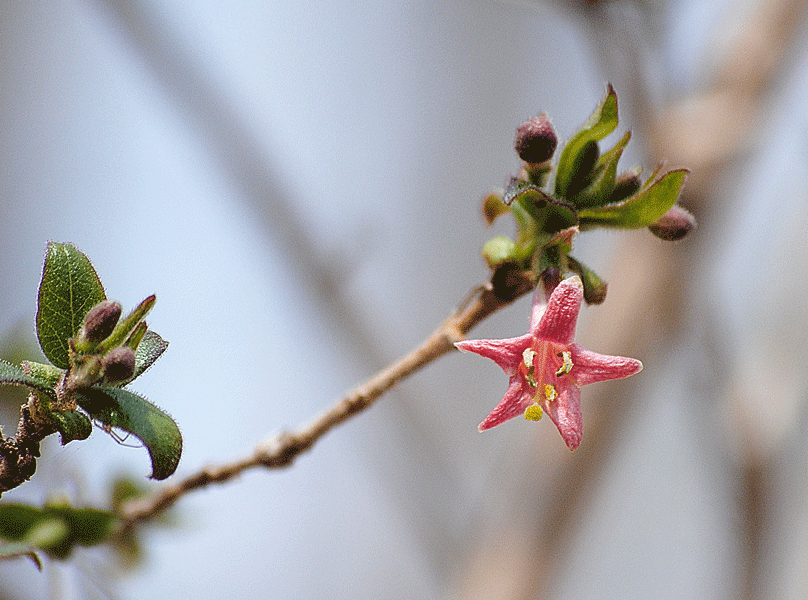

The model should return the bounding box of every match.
[118,274,534,530]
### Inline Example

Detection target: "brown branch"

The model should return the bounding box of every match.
[118,273,534,530]
[0,395,57,495]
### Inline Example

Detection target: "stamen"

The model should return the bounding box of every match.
[544,384,557,402]
[555,351,573,377]
[522,348,538,387]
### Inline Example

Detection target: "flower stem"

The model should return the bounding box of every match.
[118,274,534,529]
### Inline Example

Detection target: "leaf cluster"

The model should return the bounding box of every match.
[483,84,691,304]
[0,242,182,560]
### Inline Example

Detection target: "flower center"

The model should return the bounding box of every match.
[520,341,574,421]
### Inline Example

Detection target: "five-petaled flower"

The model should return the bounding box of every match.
[455,276,642,450]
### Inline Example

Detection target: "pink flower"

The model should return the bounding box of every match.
[455,276,642,450]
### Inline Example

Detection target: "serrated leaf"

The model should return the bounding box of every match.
[49,409,92,445]
[36,242,106,369]
[578,168,689,230]
[554,84,619,198]
[76,387,182,480]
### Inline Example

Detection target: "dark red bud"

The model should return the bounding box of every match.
[102,346,136,383]
[609,172,641,204]
[515,114,557,164]
[648,204,697,241]
[81,301,122,343]
[566,141,600,197]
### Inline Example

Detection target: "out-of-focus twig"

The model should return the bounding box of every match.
[118,276,534,530]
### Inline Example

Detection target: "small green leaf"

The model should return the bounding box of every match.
[127,330,169,384]
[509,186,578,237]
[0,502,118,560]
[579,168,689,230]
[566,255,608,304]
[76,387,182,480]
[20,360,64,387]
[569,130,631,208]
[49,409,92,445]
[36,242,106,369]
[0,360,57,400]
[554,84,619,198]
[96,295,156,354]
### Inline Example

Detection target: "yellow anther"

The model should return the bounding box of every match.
[524,404,543,421]
[544,384,557,402]
[555,351,573,377]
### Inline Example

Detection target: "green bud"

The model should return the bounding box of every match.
[482,236,518,269]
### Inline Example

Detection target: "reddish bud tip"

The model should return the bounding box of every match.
[648,204,697,241]
[102,346,137,383]
[81,301,122,344]
[515,114,557,164]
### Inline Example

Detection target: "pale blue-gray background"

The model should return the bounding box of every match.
[1,1,807,598]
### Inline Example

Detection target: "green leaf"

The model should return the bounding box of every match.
[0,360,57,401]
[579,168,689,230]
[20,360,63,387]
[0,502,117,559]
[76,387,182,480]
[509,186,578,238]
[36,242,106,369]
[569,130,631,209]
[49,409,92,445]
[128,330,169,384]
[554,84,619,198]
[566,255,608,304]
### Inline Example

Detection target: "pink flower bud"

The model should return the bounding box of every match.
[514,114,557,164]
[648,204,696,241]
[102,346,136,384]
[80,300,122,344]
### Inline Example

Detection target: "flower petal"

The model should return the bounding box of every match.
[478,374,535,431]
[542,382,582,450]
[533,277,583,345]
[569,344,643,386]
[455,334,532,374]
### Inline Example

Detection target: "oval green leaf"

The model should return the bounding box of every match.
[49,409,92,445]
[76,387,182,480]
[36,242,106,369]
[0,360,58,401]
[578,169,689,230]
[0,502,117,560]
